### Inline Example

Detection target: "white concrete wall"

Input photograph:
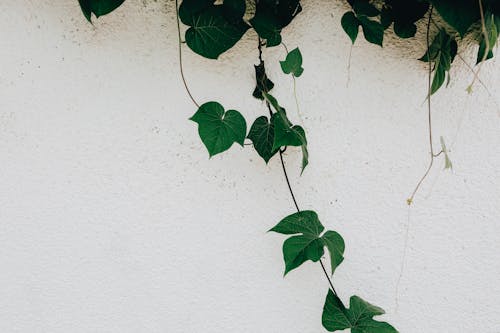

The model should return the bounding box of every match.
[1,1,500,332]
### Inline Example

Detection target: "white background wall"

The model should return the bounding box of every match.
[1,1,500,332]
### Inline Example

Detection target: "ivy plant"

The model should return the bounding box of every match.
[77,0,500,331]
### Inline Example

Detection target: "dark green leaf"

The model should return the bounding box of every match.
[272,112,306,150]
[322,231,345,275]
[430,0,480,37]
[322,290,398,333]
[247,116,278,163]
[283,235,324,275]
[352,1,379,17]
[250,0,302,47]
[78,0,125,22]
[341,12,360,44]
[253,62,274,100]
[280,47,304,77]
[190,101,247,157]
[359,16,384,46]
[179,2,249,59]
[270,210,324,236]
[393,22,417,38]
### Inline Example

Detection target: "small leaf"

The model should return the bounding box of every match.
[359,16,384,46]
[280,48,304,77]
[270,210,324,236]
[322,231,345,275]
[440,136,453,170]
[190,102,247,157]
[477,12,498,64]
[322,290,398,333]
[247,116,278,163]
[341,12,360,44]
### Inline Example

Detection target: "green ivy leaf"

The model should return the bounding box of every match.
[322,290,398,333]
[359,16,384,46]
[419,29,457,94]
[179,1,249,59]
[253,62,274,100]
[322,231,345,275]
[247,116,278,163]
[78,0,125,22]
[264,93,309,173]
[283,235,325,275]
[352,0,379,18]
[341,12,360,44]
[381,0,429,38]
[190,101,247,157]
[272,112,305,149]
[250,0,302,47]
[430,0,479,37]
[280,47,304,77]
[270,211,345,275]
[270,210,325,275]
[270,210,324,236]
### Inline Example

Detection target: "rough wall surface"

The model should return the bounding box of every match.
[1,1,500,332]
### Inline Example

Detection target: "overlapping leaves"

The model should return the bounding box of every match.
[270,210,345,275]
[322,290,398,333]
[419,29,457,94]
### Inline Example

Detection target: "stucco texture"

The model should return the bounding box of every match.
[1,1,500,332]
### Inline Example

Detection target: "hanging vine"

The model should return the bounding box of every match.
[77,0,500,331]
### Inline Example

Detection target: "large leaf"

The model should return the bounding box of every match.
[322,291,398,333]
[78,0,125,22]
[179,1,249,59]
[190,101,247,157]
[247,116,278,163]
[280,47,304,77]
[430,0,480,37]
[283,235,324,275]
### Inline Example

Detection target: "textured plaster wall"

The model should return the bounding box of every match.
[1,1,500,332]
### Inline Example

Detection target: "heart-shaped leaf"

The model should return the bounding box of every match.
[280,47,304,77]
[179,1,249,59]
[247,116,278,163]
[190,101,247,157]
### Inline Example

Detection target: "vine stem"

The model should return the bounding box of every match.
[407,5,438,205]
[262,40,337,296]
[175,0,199,108]
[468,0,489,92]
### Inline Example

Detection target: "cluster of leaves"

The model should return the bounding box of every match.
[270,211,397,332]
[340,0,500,94]
[77,0,499,332]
